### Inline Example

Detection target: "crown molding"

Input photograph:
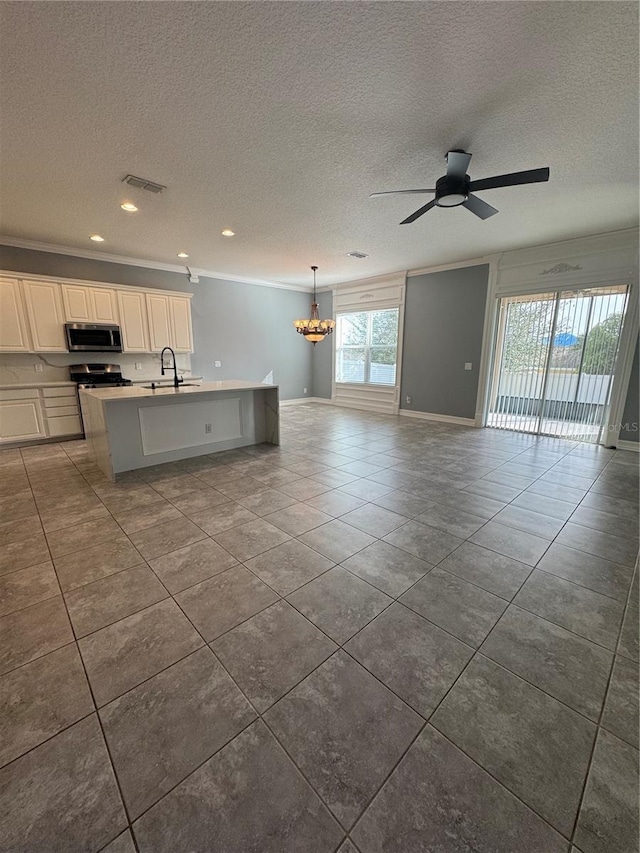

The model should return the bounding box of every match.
[0,236,311,293]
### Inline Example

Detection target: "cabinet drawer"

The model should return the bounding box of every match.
[46,415,82,437]
[42,386,77,398]
[0,388,39,401]
[45,405,79,418]
[43,395,78,409]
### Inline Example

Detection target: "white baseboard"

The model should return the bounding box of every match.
[279,396,332,407]
[616,440,640,452]
[331,398,399,415]
[399,409,476,427]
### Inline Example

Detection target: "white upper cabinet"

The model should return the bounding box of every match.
[22,280,67,351]
[0,277,30,352]
[118,290,149,352]
[0,273,193,354]
[146,294,172,352]
[169,296,193,352]
[62,284,119,324]
[146,293,193,353]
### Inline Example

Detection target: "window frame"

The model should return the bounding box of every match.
[329,274,406,415]
[334,308,400,387]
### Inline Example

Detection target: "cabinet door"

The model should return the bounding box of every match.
[0,399,44,441]
[0,277,30,352]
[22,281,67,351]
[118,290,149,352]
[90,287,119,323]
[169,296,193,352]
[62,284,92,321]
[146,294,171,352]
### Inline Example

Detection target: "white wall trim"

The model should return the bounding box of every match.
[473,255,500,427]
[330,398,396,415]
[407,256,493,277]
[616,440,640,452]
[279,396,332,407]
[603,282,639,446]
[0,236,310,293]
[398,409,476,426]
[330,274,406,416]
[323,270,408,294]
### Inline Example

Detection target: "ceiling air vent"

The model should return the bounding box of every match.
[347,250,369,259]
[122,174,166,194]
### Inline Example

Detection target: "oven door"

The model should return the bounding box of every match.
[65,324,122,352]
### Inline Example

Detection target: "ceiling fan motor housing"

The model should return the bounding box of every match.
[435,174,469,207]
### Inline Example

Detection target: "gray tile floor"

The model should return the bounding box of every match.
[0,403,638,852]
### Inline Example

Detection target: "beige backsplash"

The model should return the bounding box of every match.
[0,352,193,385]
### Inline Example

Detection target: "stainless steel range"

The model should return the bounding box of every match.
[70,363,133,390]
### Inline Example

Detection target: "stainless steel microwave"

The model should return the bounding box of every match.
[65,323,123,352]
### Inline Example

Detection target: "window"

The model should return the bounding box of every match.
[335,308,399,385]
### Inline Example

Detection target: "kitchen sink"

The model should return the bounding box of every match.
[142,382,201,389]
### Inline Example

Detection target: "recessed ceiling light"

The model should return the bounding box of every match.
[177,252,189,259]
[221,229,235,237]
[90,234,105,242]
[120,202,138,212]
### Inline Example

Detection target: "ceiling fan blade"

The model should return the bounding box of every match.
[400,198,437,225]
[463,194,499,220]
[469,167,550,192]
[370,189,435,197]
[446,150,472,178]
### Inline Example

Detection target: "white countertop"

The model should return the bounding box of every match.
[79,380,279,402]
[0,381,76,390]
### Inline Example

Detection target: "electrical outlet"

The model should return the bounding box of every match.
[34,363,43,373]
[405,395,412,404]
[464,363,473,371]
[303,388,307,394]
[204,423,212,434]
[214,361,221,368]
[135,362,142,370]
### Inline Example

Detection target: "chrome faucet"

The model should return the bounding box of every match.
[160,346,183,388]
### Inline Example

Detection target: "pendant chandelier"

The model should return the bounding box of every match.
[293,265,336,345]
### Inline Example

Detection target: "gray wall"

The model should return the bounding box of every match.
[0,246,314,401]
[619,337,639,443]
[400,265,489,419]
[312,291,334,399]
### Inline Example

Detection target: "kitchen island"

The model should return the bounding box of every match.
[79,380,279,481]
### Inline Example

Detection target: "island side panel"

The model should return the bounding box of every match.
[102,388,268,475]
[79,390,114,481]
[254,387,280,445]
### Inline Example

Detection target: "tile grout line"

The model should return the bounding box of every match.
[3,421,637,851]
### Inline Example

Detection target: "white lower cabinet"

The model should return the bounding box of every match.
[0,391,45,441]
[0,386,82,444]
[41,387,82,438]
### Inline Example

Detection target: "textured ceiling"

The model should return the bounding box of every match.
[1,1,638,287]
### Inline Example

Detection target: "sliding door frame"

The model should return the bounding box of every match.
[475,231,638,445]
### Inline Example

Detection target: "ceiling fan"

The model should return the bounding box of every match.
[370,150,550,224]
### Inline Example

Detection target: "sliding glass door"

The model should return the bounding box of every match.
[488,285,629,442]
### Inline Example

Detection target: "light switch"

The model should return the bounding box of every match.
[34,363,43,373]
[464,363,473,371]
[214,361,222,368]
